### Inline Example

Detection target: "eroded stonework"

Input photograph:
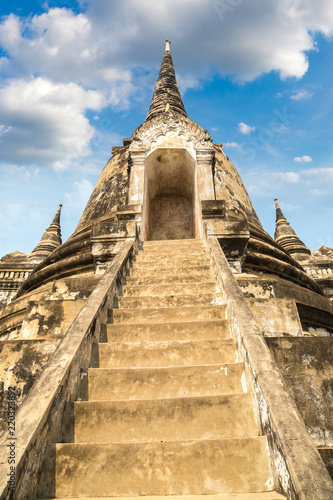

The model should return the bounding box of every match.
[131,110,213,153]
[0,40,332,499]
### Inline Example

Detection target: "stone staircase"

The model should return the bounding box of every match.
[44,239,285,499]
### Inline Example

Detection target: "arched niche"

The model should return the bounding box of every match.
[142,148,201,241]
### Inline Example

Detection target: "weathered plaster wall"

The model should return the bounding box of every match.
[214,144,263,229]
[237,272,333,337]
[0,289,19,310]
[150,195,193,240]
[0,340,56,434]
[237,269,333,481]
[248,298,302,337]
[266,337,333,448]
[0,274,99,435]
[75,147,129,234]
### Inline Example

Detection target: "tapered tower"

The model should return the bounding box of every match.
[0,204,63,309]
[146,40,188,120]
[28,204,63,261]
[0,41,332,499]
[274,198,311,257]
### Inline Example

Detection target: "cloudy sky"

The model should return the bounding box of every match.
[0,0,333,256]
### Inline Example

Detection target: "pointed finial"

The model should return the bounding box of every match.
[28,204,63,261]
[274,198,311,256]
[51,203,62,227]
[145,40,187,121]
[274,198,286,222]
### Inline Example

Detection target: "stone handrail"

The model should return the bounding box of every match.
[207,236,333,500]
[0,237,136,500]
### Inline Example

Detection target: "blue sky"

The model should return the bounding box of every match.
[0,0,333,256]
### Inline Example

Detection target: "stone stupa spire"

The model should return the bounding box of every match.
[145,40,188,121]
[28,204,63,261]
[274,198,311,256]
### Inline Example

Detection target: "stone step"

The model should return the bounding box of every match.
[137,244,207,253]
[54,437,273,497]
[129,264,214,278]
[135,250,208,262]
[118,293,224,309]
[112,305,226,324]
[133,256,211,268]
[99,339,237,368]
[143,238,204,244]
[122,282,218,297]
[88,363,244,401]
[126,275,213,285]
[137,251,208,260]
[107,320,231,343]
[51,493,286,500]
[139,249,207,258]
[143,238,205,248]
[74,393,257,444]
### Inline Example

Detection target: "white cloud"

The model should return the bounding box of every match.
[0,125,12,136]
[3,203,28,225]
[224,142,239,148]
[301,167,333,178]
[280,171,300,183]
[0,201,48,254]
[0,1,333,169]
[245,166,333,199]
[0,9,133,91]
[0,0,333,87]
[238,122,255,135]
[82,0,333,81]
[309,188,330,196]
[176,74,201,94]
[0,78,105,170]
[244,170,301,196]
[0,13,21,48]
[294,155,313,163]
[291,90,313,100]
